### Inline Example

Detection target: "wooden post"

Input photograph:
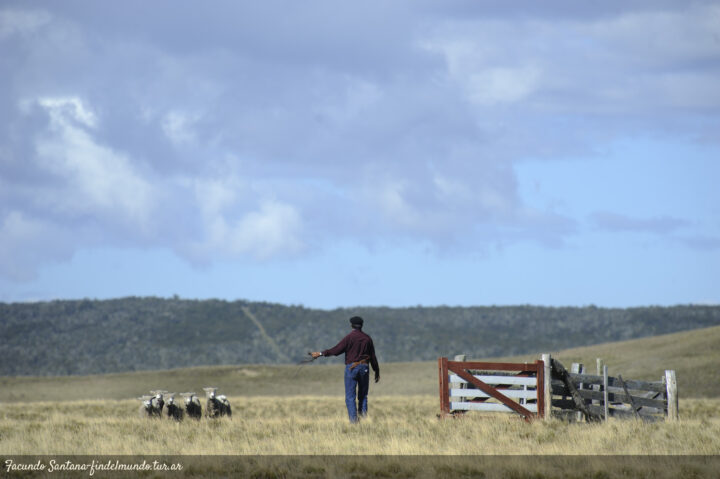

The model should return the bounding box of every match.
[593,358,604,406]
[542,353,552,421]
[439,357,449,415]
[603,364,609,422]
[452,354,466,403]
[665,370,678,421]
[571,363,584,422]
[536,359,545,419]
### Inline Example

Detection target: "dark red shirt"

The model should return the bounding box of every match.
[322,328,379,372]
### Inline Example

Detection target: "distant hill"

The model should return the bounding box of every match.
[1,297,720,376]
[3,324,719,402]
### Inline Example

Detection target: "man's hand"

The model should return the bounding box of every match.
[374,371,380,383]
[310,351,322,359]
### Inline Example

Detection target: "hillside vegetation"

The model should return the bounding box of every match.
[2,297,720,376]
[3,324,718,403]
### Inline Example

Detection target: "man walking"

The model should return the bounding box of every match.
[311,316,380,423]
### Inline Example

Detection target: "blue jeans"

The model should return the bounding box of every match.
[344,363,369,423]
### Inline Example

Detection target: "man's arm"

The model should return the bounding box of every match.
[310,335,348,359]
[369,341,380,383]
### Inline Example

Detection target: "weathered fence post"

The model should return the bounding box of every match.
[593,358,603,407]
[603,364,609,422]
[665,370,678,421]
[542,353,552,420]
[571,363,584,422]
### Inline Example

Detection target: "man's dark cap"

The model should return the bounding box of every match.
[349,316,364,327]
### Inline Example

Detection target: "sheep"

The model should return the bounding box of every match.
[181,392,202,420]
[138,395,154,418]
[203,387,231,418]
[149,390,168,417]
[203,387,221,418]
[163,393,184,421]
[218,394,232,417]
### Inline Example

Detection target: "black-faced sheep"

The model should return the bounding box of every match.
[149,390,167,417]
[218,394,232,417]
[138,395,154,418]
[163,393,184,421]
[181,392,202,420]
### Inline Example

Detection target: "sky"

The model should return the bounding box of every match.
[1,1,719,309]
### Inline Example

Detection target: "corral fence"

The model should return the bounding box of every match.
[439,354,678,422]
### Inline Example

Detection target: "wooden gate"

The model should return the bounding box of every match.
[438,357,545,421]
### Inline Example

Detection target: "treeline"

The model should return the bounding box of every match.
[1,298,720,376]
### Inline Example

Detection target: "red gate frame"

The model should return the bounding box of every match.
[438,357,545,422]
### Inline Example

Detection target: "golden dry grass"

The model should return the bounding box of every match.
[1,396,719,456]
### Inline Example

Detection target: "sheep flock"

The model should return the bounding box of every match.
[137,387,231,421]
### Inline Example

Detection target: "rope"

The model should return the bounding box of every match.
[293,352,319,377]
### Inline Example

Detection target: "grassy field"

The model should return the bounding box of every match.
[1,326,719,477]
[2,396,720,455]
[1,397,719,477]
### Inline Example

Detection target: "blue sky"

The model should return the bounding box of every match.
[1,1,719,308]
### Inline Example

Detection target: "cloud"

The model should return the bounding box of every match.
[186,183,306,262]
[33,96,156,229]
[0,1,718,282]
[677,235,720,251]
[0,8,51,38]
[161,109,205,147]
[424,3,720,118]
[589,211,690,234]
[422,38,542,106]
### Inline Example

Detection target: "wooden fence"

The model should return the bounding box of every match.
[548,355,678,422]
[439,354,678,422]
[438,356,545,422]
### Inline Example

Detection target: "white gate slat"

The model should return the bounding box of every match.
[451,402,539,413]
[448,374,537,386]
[449,388,538,400]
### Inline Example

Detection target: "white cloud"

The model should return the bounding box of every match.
[0,8,51,38]
[433,175,473,204]
[189,193,305,261]
[193,177,243,217]
[588,5,720,66]
[34,96,155,228]
[38,96,97,128]
[423,4,720,115]
[374,179,420,228]
[161,110,200,146]
[185,177,305,261]
[422,35,543,106]
[466,66,542,106]
[228,200,305,259]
